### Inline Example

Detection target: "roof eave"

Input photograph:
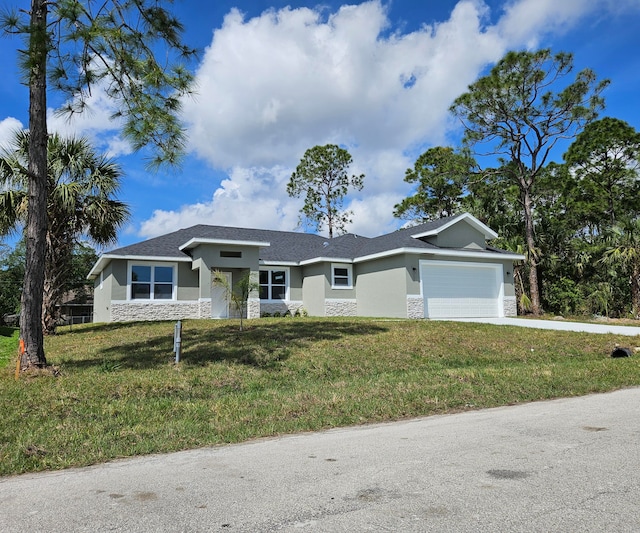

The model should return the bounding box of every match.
[179,237,271,252]
[259,260,299,266]
[299,256,354,266]
[410,213,499,241]
[86,253,192,280]
[353,247,525,263]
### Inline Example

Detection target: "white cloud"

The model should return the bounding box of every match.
[493,0,602,47]
[47,86,131,158]
[183,0,505,170]
[137,0,632,239]
[0,117,24,149]
[346,193,405,236]
[139,165,300,237]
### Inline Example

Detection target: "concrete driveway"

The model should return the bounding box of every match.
[442,317,640,336]
[1,388,639,532]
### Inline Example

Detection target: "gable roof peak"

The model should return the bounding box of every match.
[409,213,498,240]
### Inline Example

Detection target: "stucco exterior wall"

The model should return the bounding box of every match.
[190,244,260,299]
[403,255,422,297]
[177,262,200,301]
[355,255,410,318]
[427,224,486,249]
[501,260,516,298]
[194,258,211,299]
[300,262,358,317]
[111,260,128,301]
[288,266,304,302]
[191,244,259,271]
[325,264,356,299]
[302,264,326,316]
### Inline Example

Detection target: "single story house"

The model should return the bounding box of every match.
[88,213,525,323]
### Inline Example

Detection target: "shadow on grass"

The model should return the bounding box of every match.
[56,321,157,335]
[59,319,389,370]
[0,326,18,337]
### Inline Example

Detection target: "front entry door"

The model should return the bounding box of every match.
[211,271,232,318]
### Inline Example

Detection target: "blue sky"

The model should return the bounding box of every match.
[1,0,639,249]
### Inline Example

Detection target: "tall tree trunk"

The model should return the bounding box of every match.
[20,0,48,368]
[631,264,640,319]
[327,198,334,239]
[42,230,72,335]
[523,187,542,315]
[42,243,65,335]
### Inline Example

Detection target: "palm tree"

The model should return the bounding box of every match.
[212,270,259,331]
[0,131,129,335]
[601,220,640,319]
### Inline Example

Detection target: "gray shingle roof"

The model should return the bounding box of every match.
[101,214,515,267]
[107,225,337,263]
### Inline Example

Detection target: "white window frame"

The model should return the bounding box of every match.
[259,267,290,301]
[331,263,353,289]
[127,261,177,301]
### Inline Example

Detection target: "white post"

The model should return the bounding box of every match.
[173,320,182,363]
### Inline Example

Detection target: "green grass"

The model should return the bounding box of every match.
[1,317,639,476]
[0,326,19,370]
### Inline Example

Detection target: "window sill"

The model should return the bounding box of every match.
[126,299,178,303]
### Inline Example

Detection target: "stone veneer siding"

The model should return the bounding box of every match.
[324,299,357,317]
[109,296,516,322]
[260,300,305,316]
[111,301,201,322]
[247,298,261,319]
[503,296,517,317]
[407,296,424,319]
[198,299,211,319]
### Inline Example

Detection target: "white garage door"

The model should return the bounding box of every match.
[421,260,503,318]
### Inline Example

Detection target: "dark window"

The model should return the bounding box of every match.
[333,267,349,286]
[131,265,174,300]
[332,265,352,288]
[131,265,151,299]
[220,251,242,258]
[259,269,287,300]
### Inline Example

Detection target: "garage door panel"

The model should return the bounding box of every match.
[421,262,502,318]
[425,297,498,318]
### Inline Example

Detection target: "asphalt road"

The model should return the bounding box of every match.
[1,387,639,532]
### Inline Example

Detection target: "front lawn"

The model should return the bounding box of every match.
[1,318,639,476]
[0,326,19,370]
